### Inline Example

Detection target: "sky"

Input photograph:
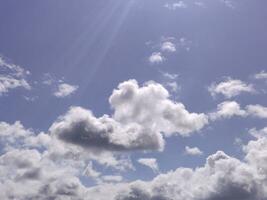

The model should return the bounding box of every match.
[0,0,267,199]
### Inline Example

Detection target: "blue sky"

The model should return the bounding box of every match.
[0,0,267,199]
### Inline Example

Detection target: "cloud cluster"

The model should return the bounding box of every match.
[82,132,267,200]
[210,101,267,120]
[1,77,267,199]
[2,121,267,200]
[148,37,192,65]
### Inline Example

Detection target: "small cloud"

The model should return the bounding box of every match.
[165,81,180,93]
[184,146,203,156]
[138,158,159,173]
[23,95,38,102]
[42,73,55,85]
[162,72,179,80]
[53,83,78,98]
[208,78,255,99]
[161,41,176,53]
[254,71,267,80]
[209,101,247,121]
[164,1,187,10]
[246,104,267,119]
[149,52,165,64]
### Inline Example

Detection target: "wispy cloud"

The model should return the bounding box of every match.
[0,55,31,96]
[138,158,159,173]
[164,1,187,10]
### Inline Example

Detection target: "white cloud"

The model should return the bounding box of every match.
[254,71,267,80]
[1,118,267,199]
[165,81,180,93]
[0,56,30,77]
[49,79,208,155]
[246,104,267,119]
[164,1,187,10]
[209,101,247,120]
[208,78,255,98]
[161,72,179,80]
[0,56,31,95]
[0,76,31,95]
[249,127,267,139]
[138,158,159,173]
[49,106,165,152]
[110,80,208,137]
[210,102,267,121]
[148,52,165,64]
[161,41,176,52]
[54,83,78,98]
[184,146,203,156]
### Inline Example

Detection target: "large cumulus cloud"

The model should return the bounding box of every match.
[49,80,208,152]
[49,106,165,151]
[110,80,208,137]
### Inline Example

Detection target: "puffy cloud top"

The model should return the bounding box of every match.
[110,80,208,137]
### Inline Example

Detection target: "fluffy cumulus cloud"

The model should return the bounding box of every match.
[0,120,134,200]
[184,146,203,156]
[83,133,267,200]
[246,104,267,119]
[2,122,267,199]
[210,101,267,121]
[49,106,165,151]
[109,79,208,137]
[49,80,208,153]
[138,158,159,173]
[54,83,78,98]
[4,78,267,200]
[208,78,255,98]
[0,56,31,95]
[209,101,247,120]
[1,105,267,199]
[148,52,165,64]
